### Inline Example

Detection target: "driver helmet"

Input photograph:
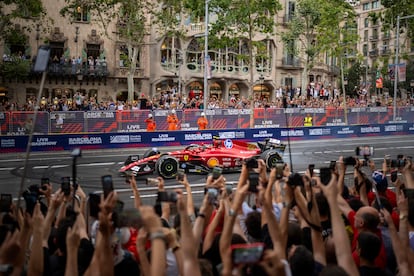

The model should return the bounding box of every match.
[148,114,153,118]
[171,109,176,114]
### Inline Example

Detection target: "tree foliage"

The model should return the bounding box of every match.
[381,0,414,37]
[0,0,45,41]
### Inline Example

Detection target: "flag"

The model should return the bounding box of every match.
[398,63,406,82]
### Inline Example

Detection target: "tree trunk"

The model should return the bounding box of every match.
[127,44,139,102]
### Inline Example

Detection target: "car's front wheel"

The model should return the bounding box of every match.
[260,150,283,169]
[156,155,179,179]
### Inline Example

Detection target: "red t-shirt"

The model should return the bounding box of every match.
[348,210,387,269]
[367,189,397,208]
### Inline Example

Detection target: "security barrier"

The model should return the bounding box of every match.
[1,106,413,135]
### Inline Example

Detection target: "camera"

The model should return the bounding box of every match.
[275,162,285,180]
[23,184,40,215]
[41,178,49,191]
[244,158,258,169]
[308,164,315,177]
[287,173,304,188]
[248,172,259,193]
[319,167,332,186]
[390,159,406,168]
[61,177,71,196]
[355,146,374,157]
[0,194,12,213]
[231,243,265,264]
[146,177,160,186]
[207,188,219,205]
[344,156,357,166]
[212,166,223,180]
[101,175,114,198]
[158,191,177,203]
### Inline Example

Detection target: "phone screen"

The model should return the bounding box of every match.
[232,243,264,264]
[61,177,71,196]
[212,166,223,180]
[101,175,114,198]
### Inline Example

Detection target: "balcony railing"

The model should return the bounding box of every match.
[281,57,301,67]
[369,49,378,57]
[370,35,379,41]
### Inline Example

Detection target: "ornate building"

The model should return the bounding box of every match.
[0,0,339,106]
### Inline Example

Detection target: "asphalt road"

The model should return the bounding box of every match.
[1,135,413,208]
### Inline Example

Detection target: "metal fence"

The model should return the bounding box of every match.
[2,106,413,135]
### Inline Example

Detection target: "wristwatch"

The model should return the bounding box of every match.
[228,208,236,217]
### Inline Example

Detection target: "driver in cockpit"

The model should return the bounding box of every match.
[212,136,221,148]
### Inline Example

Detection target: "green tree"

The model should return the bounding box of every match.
[0,0,44,40]
[381,0,414,37]
[61,0,154,102]
[208,0,282,97]
[282,0,356,95]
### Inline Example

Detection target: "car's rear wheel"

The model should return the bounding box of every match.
[156,155,179,179]
[260,150,283,169]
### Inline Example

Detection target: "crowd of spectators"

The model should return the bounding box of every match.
[1,153,414,276]
[0,84,413,113]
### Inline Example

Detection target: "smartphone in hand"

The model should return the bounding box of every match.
[61,177,71,196]
[101,175,114,198]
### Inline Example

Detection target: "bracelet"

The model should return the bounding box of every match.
[150,230,166,241]
[198,213,206,218]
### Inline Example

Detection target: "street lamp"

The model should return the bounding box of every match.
[393,14,414,121]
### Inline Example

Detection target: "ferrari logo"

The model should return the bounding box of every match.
[184,155,189,161]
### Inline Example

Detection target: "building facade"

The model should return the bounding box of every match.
[0,0,341,106]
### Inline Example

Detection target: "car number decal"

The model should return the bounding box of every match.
[224,139,233,149]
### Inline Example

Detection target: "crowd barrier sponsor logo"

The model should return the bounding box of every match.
[1,139,15,148]
[253,130,274,138]
[254,121,280,128]
[280,129,304,137]
[184,133,213,141]
[32,137,58,146]
[130,135,142,142]
[326,119,346,126]
[360,126,381,133]
[384,125,404,132]
[68,137,102,145]
[409,125,414,131]
[337,127,355,134]
[309,128,331,136]
[151,134,175,142]
[85,112,115,119]
[126,125,142,131]
[110,135,130,143]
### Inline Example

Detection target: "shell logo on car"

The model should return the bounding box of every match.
[207,157,219,168]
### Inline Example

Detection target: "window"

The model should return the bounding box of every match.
[75,5,90,22]
[119,45,140,68]
[363,44,368,56]
[364,30,368,41]
[364,18,369,28]
[286,1,295,21]
[372,1,379,9]
[363,3,370,11]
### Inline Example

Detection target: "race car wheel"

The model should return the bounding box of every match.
[260,150,283,169]
[156,155,179,179]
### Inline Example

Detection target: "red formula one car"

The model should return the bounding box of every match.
[119,138,286,179]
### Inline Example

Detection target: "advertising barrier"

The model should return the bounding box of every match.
[2,123,413,153]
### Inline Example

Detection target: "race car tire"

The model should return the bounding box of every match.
[156,155,179,179]
[260,150,283,169]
